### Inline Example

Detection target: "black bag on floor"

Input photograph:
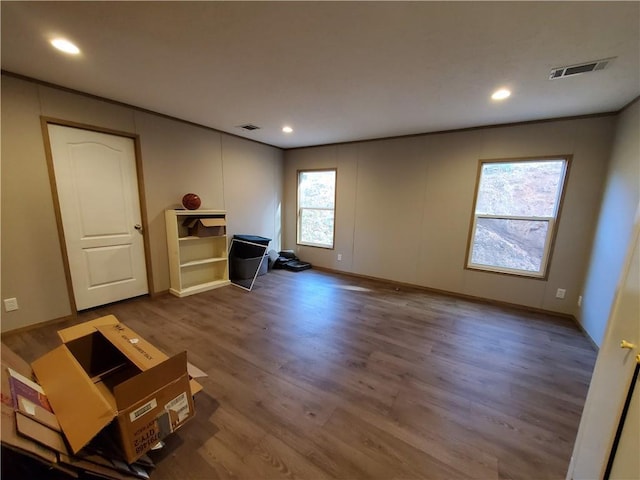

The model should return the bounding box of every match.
[272,250,312,271]
[283,260,312,272]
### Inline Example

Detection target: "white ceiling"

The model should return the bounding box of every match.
[2,2,638,149]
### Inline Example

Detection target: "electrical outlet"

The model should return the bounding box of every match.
[337,253,342,261]
[4,298,19,312]
[556,288,566,299]
[578,295,582,307]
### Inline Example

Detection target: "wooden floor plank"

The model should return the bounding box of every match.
[2,269,597,479]
[243,433,334,480]
[323,407,468,480]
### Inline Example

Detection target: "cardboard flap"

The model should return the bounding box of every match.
[114,351,188,410]
[187,362,207,378]
[189,379,203,396]
[200,218,225,227]
[57,315,120,343]
[186,362,206,396]
[1,404,58,464]
[59,453,132,480]
[16,412,68,455]
[32,346,115,454]
[17,395,61,432]
[95,324,168,371]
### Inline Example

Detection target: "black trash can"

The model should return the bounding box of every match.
[229,235,271,279]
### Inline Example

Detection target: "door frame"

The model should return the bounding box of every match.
[40,116,154,314]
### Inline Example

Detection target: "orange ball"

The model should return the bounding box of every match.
[182,193,201,210]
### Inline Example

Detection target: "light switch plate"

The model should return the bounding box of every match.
[4,298,19,312]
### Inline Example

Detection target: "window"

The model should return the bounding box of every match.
[466,157,569,278]
[297,169,336,248]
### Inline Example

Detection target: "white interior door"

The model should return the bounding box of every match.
[48,124,148,310]
[568,203,640,479]
[606,221,640,479]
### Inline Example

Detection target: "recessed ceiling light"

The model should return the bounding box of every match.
[282,126,293,133]
[491,88,511,101]
[51,38,80,55]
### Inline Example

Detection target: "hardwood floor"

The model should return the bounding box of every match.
[3,269,597,480]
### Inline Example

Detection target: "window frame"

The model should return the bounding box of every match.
[464,155,571,279]
[296,168,337,249]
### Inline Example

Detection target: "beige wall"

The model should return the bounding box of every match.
[1,75,283,332]
[134,111,227,293]
[221,134,283,248]
[1,78,73,330]
[284,116,616,317]
[579,100,640,346]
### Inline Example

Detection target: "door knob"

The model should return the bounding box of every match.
[620,340,636,349]
[134,224,143,232]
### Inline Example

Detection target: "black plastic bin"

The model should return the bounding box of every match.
[229,235,271,279]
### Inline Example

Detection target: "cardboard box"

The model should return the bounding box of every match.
[31,316,196,463]
[2,342,154,478]
[57,315,204,396]
[183,217,226,237]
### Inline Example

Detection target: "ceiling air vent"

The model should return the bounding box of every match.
[549,57,615,80]
[238,124,260,131]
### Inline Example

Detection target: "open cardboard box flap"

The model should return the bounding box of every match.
[95,322,204,395]
[57,315,120,343]
[199,218,225,227]
[95,323,167,371]
[113,351,187,411]
[31,344,114,454]
[59,316,167,371]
